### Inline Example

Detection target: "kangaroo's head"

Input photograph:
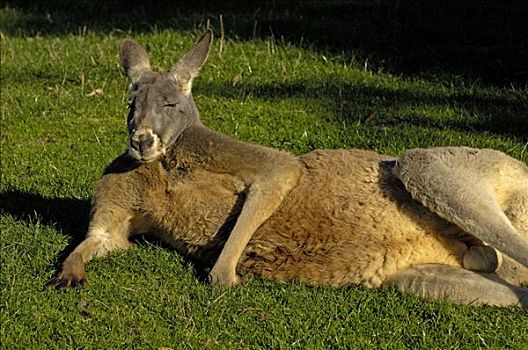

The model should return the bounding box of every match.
[119,30,212,162]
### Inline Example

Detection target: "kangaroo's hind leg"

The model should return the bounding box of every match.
[394,147,528,269]
[505,185,528,239]
[382,264,528,307]
[497,187,528,285]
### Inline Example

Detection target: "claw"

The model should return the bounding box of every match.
[45,273,86,290]
[208,269,241,286]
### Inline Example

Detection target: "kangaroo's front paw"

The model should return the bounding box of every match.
[208,266,241,287]
[45,273,86,290]
[45,259,86,290]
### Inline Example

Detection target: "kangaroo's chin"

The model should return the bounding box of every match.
[128,148,165,163]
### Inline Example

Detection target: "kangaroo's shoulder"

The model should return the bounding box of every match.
[164,124,300,180]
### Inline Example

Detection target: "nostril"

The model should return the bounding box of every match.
[138,136,154,152]
[130,129,156,154]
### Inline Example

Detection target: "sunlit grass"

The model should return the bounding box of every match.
[1,3,527,349]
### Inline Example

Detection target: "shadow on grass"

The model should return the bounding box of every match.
[3,0,528,86]
[0,190,90,265]
[0,190,90,240]
[198,79,528,141]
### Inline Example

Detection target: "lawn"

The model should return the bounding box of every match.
[1,1,527,348]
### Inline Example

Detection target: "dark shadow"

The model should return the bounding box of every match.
[197,79,528,141]
[0,190,90,239]
[3,0,528,86]
[0,190,90,267]
[103,152,142,175]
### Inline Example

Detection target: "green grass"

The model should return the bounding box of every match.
[1,1,527,348]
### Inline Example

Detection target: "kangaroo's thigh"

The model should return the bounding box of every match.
[382,264,528,307]
[504,188,528,237]
[498,189,528,285]
[394,147,528,268]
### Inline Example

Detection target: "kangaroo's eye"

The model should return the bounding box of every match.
[164,102,178,108]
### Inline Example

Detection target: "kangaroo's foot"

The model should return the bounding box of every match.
[383,264,528,307]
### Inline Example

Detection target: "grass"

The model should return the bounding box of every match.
[1,1,527,348]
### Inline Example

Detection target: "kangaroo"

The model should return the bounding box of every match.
[46,30,528,307]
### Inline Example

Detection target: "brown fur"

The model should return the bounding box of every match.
[46,32,528,307]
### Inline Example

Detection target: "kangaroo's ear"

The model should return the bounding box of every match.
[120,39,151,83]
[170,30,213,95]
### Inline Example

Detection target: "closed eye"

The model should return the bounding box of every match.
[164,102,178,108]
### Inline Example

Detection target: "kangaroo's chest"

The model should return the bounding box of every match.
[143,165,245,260]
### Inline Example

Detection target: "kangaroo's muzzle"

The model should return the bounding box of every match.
[129,128,165,162]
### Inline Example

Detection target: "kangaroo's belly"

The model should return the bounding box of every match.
[140,149,468,287]
[239,149,467,287]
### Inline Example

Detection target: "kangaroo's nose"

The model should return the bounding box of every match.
[131,129,155,152]
[138,135,154,152]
